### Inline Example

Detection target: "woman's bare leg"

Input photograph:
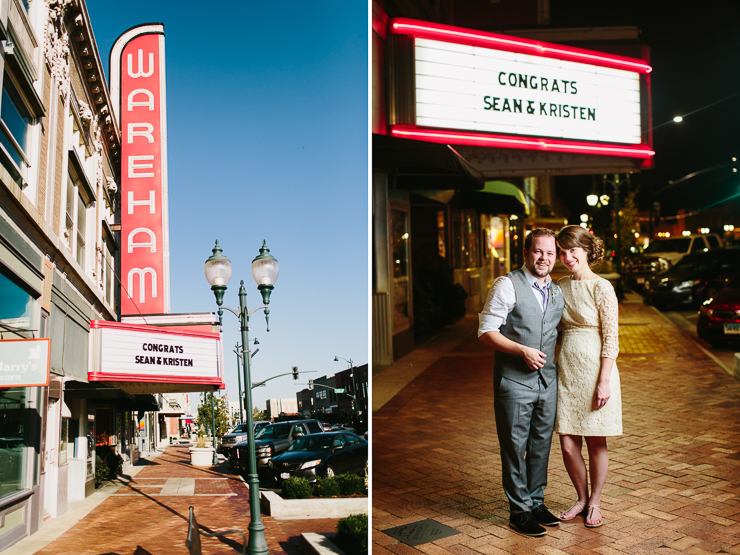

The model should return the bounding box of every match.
[559,434,589,519]
[584,436,609,526]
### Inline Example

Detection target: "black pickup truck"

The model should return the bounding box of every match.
[229,419,323,480]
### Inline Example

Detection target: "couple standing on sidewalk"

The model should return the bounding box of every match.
[478,226,622,537]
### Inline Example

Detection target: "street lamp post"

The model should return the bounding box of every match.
[334,356,360,429]
[235,339,260,422]
[205,240,279,555]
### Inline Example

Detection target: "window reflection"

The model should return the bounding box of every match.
[0,270,33,331]
[0,388,31,499]
[391,208,410,332]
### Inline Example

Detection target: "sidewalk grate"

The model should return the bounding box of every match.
[382,519,460,546]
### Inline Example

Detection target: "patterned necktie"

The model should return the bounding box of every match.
[533,282,547,312]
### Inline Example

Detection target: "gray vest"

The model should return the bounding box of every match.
[493,268,564,388]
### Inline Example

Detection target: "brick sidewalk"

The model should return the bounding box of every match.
[19,446,339,555]
[373,297,740,554]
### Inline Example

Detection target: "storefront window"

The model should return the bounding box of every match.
[123,411,131,450]
[0,388,33,499]
[463,211,478,268]
[59,418,69,466]
[86,413,95,479]
[390,207,411,333]
[437,210,447,259]
[452,210,479,269]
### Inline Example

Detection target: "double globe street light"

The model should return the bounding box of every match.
[205,240,279,555]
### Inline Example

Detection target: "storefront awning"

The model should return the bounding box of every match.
[64,381,161,411]
[373,134,484,190]
[453,180,529,215]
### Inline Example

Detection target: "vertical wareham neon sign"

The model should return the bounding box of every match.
[110,24,170,316]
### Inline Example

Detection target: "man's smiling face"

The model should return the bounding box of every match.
[524,235,557,279]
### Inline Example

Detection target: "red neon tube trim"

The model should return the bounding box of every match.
[88,373,224,385]
[390,18,652,74]
[91,319,220,340]
[391,126,655,159]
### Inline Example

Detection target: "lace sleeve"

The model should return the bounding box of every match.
[595,279,619,359]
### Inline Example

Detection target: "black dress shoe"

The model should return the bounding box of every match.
[509,512,547,537]
[532,504,560,526]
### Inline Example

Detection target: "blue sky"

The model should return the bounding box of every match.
[86,1,369,415]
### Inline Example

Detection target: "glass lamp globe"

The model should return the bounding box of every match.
[586,194,598,207]
[204,240,232,287]
[251,241,279,287]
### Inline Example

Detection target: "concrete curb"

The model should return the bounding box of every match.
[261,491,368,518]
[301,533,346,555]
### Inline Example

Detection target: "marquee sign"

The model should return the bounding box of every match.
[389,18,654,160]
[0,338,50,388]
[88,321,222,387]
[110,24,170,315]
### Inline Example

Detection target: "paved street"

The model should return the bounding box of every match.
[373,293,740,554]
[4,446,339,555]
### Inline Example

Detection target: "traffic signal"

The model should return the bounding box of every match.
[292,366,298,380]
[308,379,314,390]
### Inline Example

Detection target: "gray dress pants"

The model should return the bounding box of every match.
[493,374,557,515]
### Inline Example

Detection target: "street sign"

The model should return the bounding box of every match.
[334,388,345,393]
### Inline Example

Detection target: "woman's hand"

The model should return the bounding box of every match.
[594,380,610,409]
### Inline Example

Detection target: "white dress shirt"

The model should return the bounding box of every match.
[478,266,552,337]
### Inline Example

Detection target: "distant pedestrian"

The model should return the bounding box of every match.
[478,228,564,537]
[555,225,622,528]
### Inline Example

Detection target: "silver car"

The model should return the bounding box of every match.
[219,421,270,456]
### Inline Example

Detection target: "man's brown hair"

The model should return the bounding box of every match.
[524,228,556,251]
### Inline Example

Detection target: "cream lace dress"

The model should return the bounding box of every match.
[555,276,622,436]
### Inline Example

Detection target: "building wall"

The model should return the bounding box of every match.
[265,398,299,420]
[0,0,120,548]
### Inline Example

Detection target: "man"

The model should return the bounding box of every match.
[478,228,564,537]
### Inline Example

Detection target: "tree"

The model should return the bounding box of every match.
[253,408,266,421]
[609,185,641,265]
[196,393,230,437]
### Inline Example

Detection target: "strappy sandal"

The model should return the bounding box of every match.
[559,500,586,521]
[585,504,604,528]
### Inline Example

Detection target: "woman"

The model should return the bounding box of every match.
[555,225,622,528]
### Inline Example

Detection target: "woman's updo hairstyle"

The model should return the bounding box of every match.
[556,225,605,266]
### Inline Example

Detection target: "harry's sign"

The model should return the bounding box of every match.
[0,338,50,388]
[110,25,170,316]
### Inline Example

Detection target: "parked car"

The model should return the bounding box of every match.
[269,431,368,484]
[219,421,270,456]
[229,419,323,479]
[642,249,740,308]
[697,272,740,346]
[624,234,723,289]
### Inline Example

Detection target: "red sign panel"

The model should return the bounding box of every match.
[111,25,170,316]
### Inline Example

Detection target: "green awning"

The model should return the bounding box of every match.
[482,181,528,211]
[453,180,529,215]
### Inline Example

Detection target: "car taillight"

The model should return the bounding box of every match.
[699,305,714,317]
